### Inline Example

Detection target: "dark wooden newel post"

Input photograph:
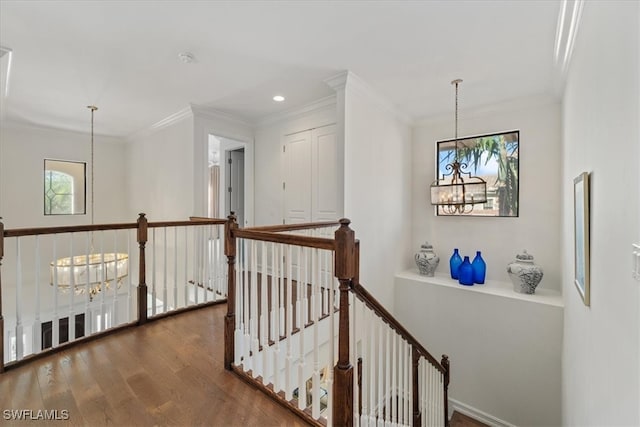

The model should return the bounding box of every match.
[333,218,356,427]
[442,354,450,427]
[224,212,238,370]
[137,213,148,325]
[0,218,4,373]
[412,348,421,426]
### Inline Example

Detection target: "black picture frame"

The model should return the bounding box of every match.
[436,130,519,217]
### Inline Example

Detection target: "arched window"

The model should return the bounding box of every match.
[44,159,86,215]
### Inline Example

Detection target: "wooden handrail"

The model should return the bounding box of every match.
[4,223,138,237]
[350,281,446,374]
[233,229,335,251]
[245,221,339,233]
[152,219,226,227]
[352,239,445,373]
[3,218,228,238]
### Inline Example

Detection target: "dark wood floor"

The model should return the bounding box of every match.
[0,303,487,427]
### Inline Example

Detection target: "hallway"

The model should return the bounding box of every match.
[0,304,306,426]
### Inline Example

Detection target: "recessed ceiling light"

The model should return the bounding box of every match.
[273,95,285,102]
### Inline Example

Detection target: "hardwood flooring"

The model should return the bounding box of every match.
[0,304,306,427]
[1,303,486,427]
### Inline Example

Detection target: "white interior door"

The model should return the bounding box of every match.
[283,125,339,224]
[311,124,338,222]
[283,131,312,224]
[227,148,245,226]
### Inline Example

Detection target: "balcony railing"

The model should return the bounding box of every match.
[0,214,227,371]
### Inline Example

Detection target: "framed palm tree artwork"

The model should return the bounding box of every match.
[435,130,519,217]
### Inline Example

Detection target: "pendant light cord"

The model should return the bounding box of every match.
[451,79,462,159]
[88,105,97,226]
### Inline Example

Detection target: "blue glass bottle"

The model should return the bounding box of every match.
[458,256,474,286]
[472,251,486,284]
[449,248,462,279]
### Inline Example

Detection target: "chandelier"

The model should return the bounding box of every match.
[430,79,487,214]
[49,106,129,300]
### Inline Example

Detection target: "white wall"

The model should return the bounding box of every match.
[342,73,412,308]
[0,123,129,228]
[412,98,563,292]
[561,2,640,426]
[126,115,194,222]
[254,97,336,226]
[395,272,562,427]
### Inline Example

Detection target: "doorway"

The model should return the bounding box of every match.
[208,134,247,226]
[226,148,245,226]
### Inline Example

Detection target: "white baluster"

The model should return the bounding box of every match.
[234,237,243,366]
[301,247,309,327]
[311,248,320,420]
[162,227,168,312]
[151,228,157,315]
[204,226,210,302]
[297,245,307,411]
[249,240,259,373]
[184,227,188,311]
[273,243,281,392]
[377,318,384,427]
[385,326,391,427]
[285,244,293,400]
[398,337,405,426]
[173,227,178,310]
[260,241,269,380]
[327,273,336,427]
[100,231,107,331]
[68,234,76,342]
[33,236,41,353]
[112,231,119,327]
[243,239,251,367]
[361,301,370,427]
[369,310,376,425]
[85,234,91,333]
[15,238,23,359]
[52,237,59,347]
[392,331,397,426]
[405,341,410,425]
[421,359,427,427]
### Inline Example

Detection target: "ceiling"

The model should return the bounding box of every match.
[0,0,562,138]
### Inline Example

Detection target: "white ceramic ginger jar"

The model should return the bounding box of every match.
[507,250,543,294]
[415,242,439,276]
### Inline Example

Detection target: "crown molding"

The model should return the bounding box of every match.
[414,92,560,128]
[126,106,193,141]
[256,94,336,128]
[552,0,585,95]
[1,117,125,143]
[189,104,253,128]
[327,70,413,125]
[324,71,349,91]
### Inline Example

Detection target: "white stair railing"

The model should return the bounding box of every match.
[224,218,450,427]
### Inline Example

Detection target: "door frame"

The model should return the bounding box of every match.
[213,135,250,227]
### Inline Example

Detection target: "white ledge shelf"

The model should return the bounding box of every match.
[396,269,564,308]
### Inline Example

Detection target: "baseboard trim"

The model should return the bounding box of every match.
[448,398,516,427]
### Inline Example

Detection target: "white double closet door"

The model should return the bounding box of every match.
[283,124,340,225]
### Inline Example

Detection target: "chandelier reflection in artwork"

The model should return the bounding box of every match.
[49,106,129,300]
[430,79,487,214]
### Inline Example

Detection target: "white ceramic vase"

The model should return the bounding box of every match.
[507,250,543,294]
[415,242,439,276]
